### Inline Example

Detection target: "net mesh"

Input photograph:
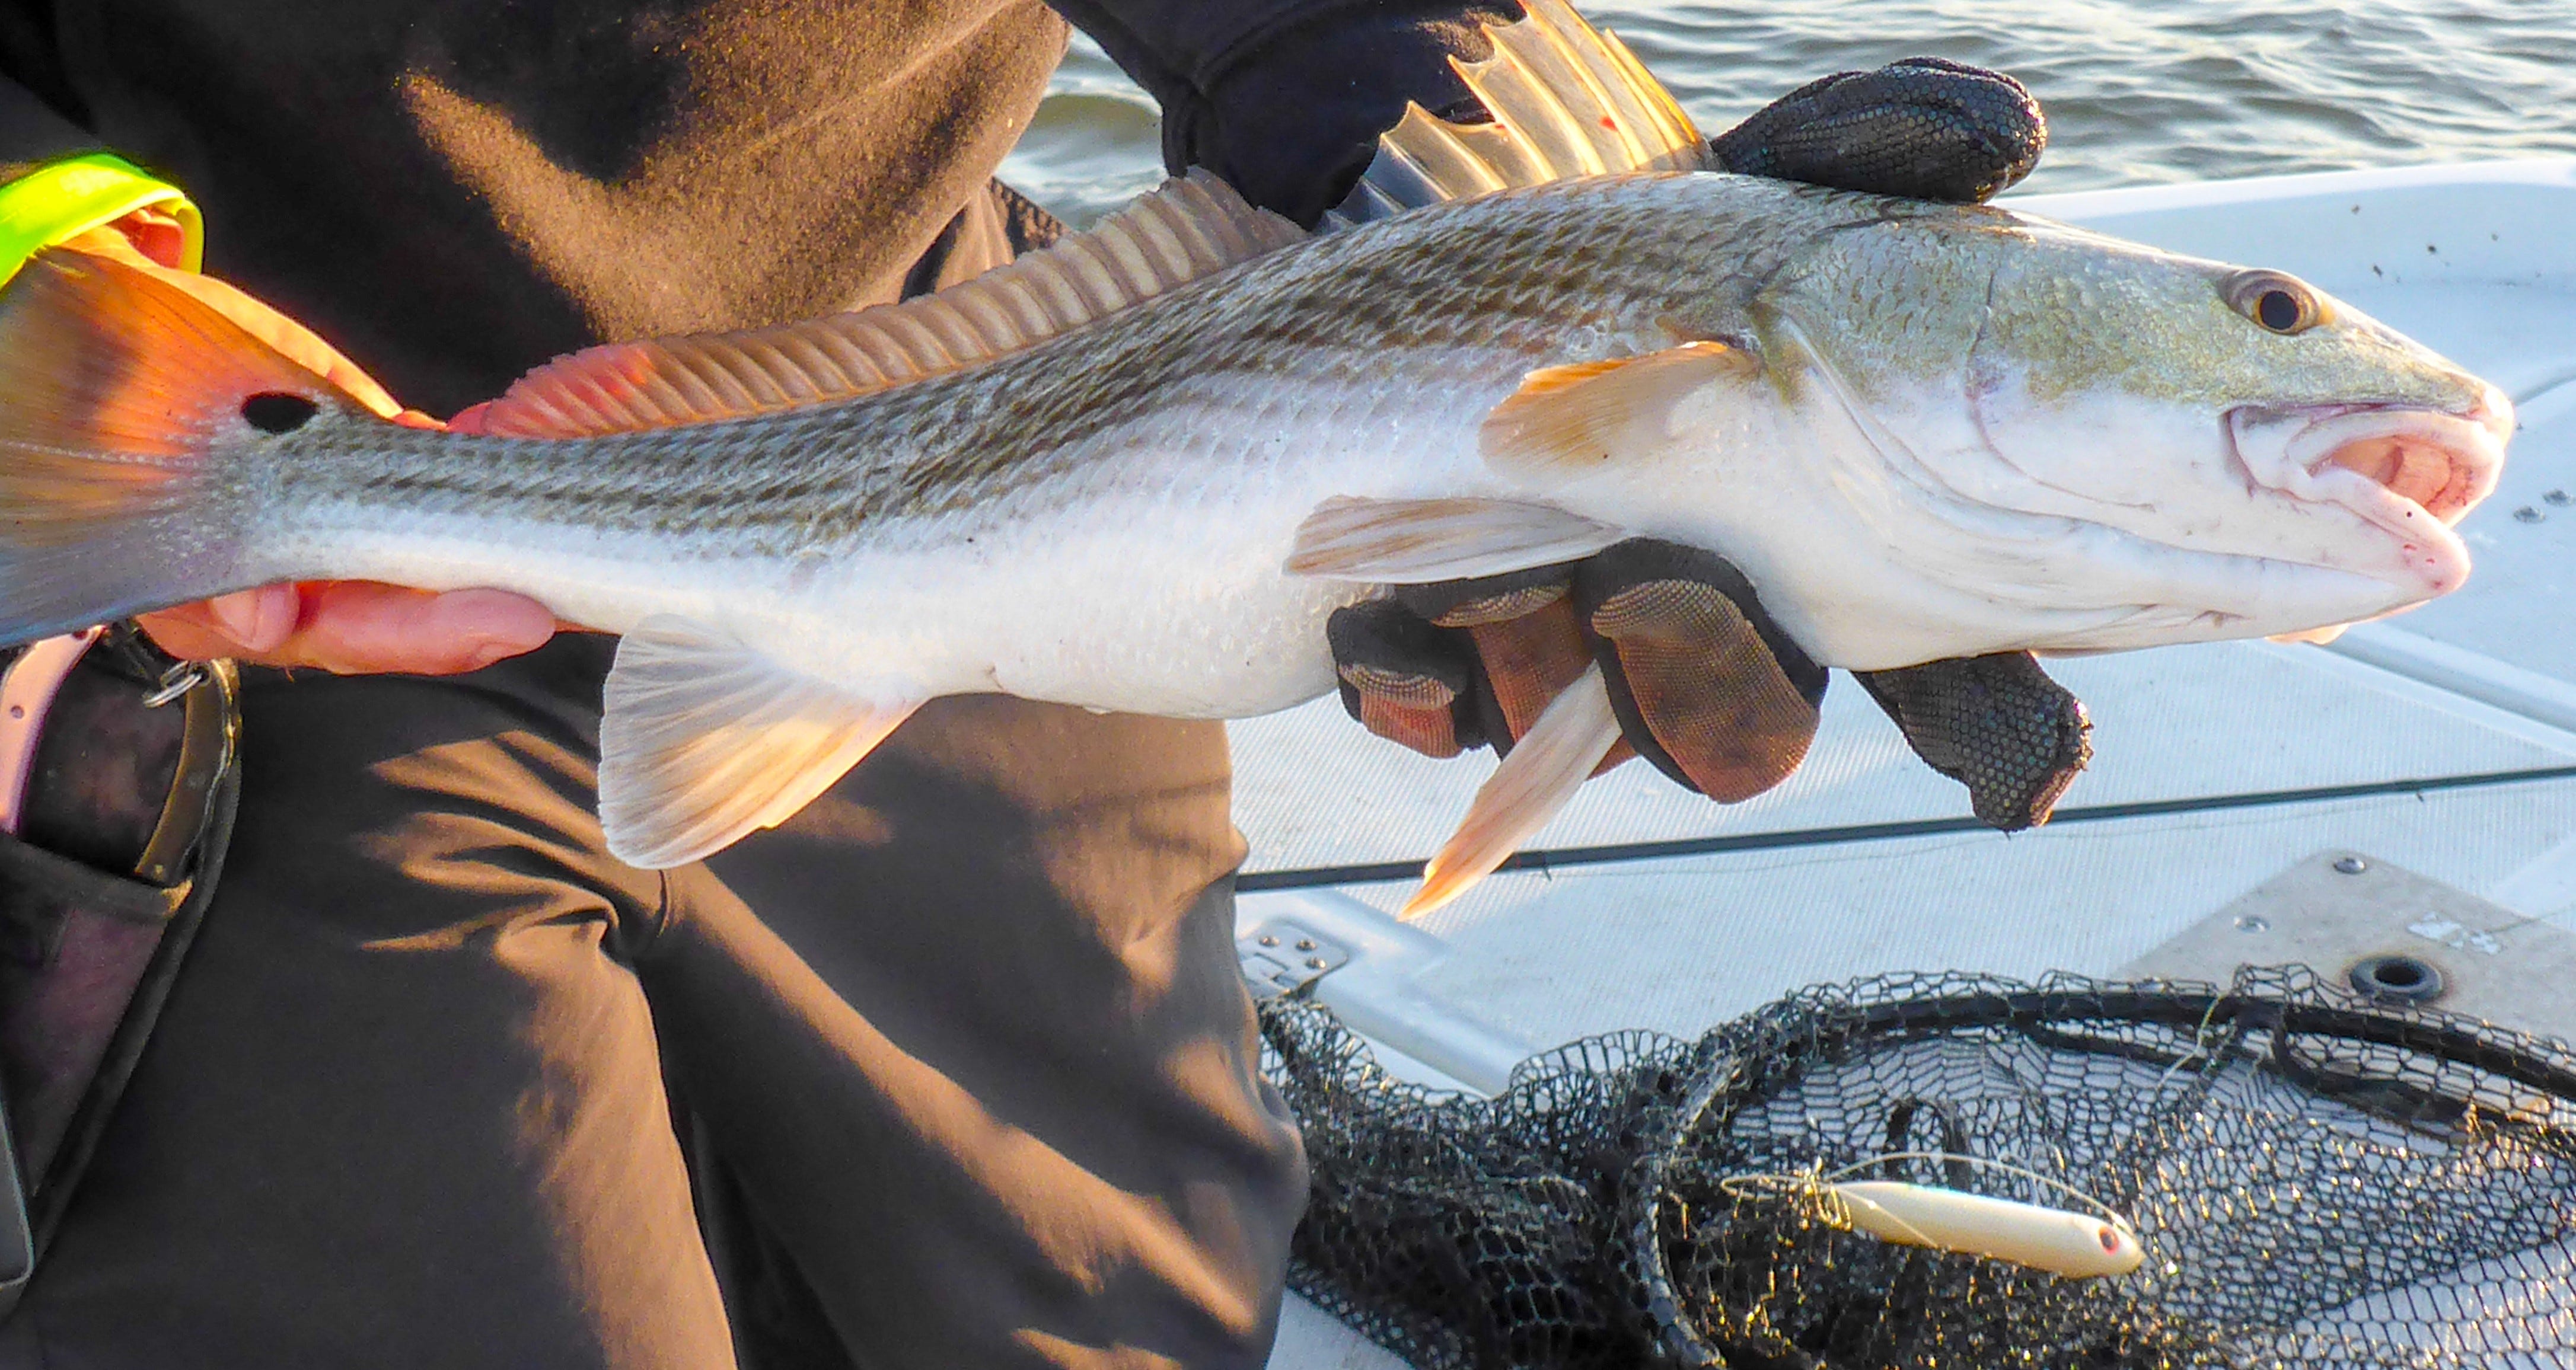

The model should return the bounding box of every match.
[1261,968,2576,1369]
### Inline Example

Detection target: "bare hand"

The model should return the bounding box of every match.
[60,218,559,674]
[137,583,560,676]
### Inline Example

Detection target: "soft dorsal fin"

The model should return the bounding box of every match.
[1324,0,1712,228]
[470,170,1304,439]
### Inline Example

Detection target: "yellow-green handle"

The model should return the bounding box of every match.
[0,152,200,287]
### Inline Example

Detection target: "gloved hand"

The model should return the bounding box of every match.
[1328,52,2094,827]
[1110,3,1522,228]
[1328,541,1827,803]
[52,217,559,674]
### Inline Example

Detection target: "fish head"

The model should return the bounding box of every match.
[1743,206,2510,659]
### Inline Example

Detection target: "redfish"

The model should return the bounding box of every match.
[0,0,2507,912]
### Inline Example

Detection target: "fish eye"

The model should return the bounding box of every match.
[242,392,318,434]
[2224,270,2328,336]
[2097,1224,2123,1253]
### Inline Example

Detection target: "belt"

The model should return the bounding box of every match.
[0,624,240,1314]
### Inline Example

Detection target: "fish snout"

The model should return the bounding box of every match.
[2301,387,2511,528]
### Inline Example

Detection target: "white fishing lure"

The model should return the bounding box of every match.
[1727,1153,2147,1279]
[1828,1180,2144,1279]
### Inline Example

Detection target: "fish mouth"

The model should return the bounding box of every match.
[2226,384,2512,598]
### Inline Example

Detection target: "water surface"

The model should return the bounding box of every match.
[1002,1,2576,225]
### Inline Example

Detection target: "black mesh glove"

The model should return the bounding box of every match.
[1710,56,2046,203]
[1328,544,1829,802]
[1057,1,1520,228]
[1322,47,2089,824]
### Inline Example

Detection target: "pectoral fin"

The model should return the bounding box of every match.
[1401,664,1622,918]
[1286,496,1625,582]
[600,616,921,868]
[1481,341,1762,480]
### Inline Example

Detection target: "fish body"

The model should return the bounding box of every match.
[0,0,2511,892]
[120,174,2500,702]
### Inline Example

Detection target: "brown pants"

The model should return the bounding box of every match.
[0,634,1306,1369]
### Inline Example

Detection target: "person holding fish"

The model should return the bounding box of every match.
[0,1,2233,1365]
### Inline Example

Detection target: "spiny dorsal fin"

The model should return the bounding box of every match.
[471,169,1303,439]
[1324,0,1712,228]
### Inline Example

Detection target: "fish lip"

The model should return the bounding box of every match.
[2224,389,2509,598]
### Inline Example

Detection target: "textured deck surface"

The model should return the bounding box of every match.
[1246,159,2576,1369]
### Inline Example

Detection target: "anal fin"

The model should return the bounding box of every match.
[600,616,921,868]
[1402,664,1621,918]
[1286,496,1625,583]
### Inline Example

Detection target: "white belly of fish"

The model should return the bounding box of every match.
[787,426,1509,719]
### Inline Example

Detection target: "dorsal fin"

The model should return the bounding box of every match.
[1323,0,1713,229]
[468,170,1303,439]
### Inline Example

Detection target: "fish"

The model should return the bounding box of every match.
[0,0,2511,914]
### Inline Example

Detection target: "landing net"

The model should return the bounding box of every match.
[1262,969,2576,1368]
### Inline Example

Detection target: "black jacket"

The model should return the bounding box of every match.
[0,0,1510,414]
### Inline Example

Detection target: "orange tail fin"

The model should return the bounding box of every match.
[0,250,359,643]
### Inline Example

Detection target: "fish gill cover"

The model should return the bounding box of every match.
[1264,969,2576,1368]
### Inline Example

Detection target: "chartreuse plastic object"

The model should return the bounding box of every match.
[0,151,200,286]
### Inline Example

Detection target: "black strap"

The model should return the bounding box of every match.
[0,646,239,1317]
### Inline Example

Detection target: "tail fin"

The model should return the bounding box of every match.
[0,250,348,643]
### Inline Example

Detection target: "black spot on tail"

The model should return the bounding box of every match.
[241,392,318,434]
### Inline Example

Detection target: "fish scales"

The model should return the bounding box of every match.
[16,158,2490,696]
[265,176,1842,563]
[0,0,2519,900]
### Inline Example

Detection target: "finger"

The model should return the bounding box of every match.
[284,583,557,675]
[1855,652,2091,830]
[1326,601,1480,758]
[1708,58,2046,204]
[1572,541,1826,802]
[136,585,300,659]
[141,583,555,674]
[106,206,192,269]
[1399,577,1633,774]
[1579,584,1822,803]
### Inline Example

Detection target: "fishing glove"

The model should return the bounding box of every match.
[1060,1,1524,228]
[1328,54,2094,828]
[1328,544,1829,802]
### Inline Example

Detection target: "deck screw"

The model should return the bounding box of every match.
[2333,855,2367,874]
[2515,506,2545,523]
[2549,490,2572,506]
[1295,938,1317,951]
[1305,957,1328,970]
[1257,935,1277,947]
[2234,914,2270,933]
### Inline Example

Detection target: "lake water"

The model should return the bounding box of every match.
[1000,1,2576,226]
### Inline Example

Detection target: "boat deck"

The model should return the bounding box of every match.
[1239,158,2576,1368]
